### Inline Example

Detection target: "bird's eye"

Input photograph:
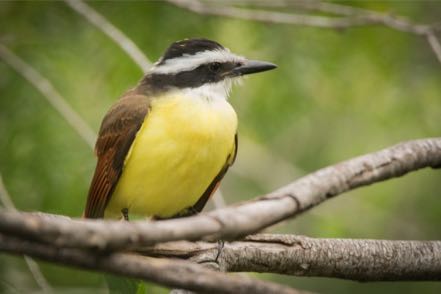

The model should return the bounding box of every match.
[209,62,221,73]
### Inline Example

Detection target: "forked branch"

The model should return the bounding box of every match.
[0,233,303,294]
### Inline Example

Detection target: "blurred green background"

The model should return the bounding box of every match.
[0,1,440,293]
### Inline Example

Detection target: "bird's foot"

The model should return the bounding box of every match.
[121,208,129,221]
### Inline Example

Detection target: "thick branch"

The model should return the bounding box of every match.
[0,138,439,250]
[0,233,303,294]
[142,234,441,281]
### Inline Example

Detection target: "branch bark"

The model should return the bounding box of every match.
[0,138,440,289]
[0,138,440,250]
[142,234,441,281]
[0,138,441,250]
[0,233,304,294]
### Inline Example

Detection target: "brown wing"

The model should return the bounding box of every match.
[172,133,238,218]
[84,94,150,218]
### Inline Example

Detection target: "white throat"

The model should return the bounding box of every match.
[181,79,234,102]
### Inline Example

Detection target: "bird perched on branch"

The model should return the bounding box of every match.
[84,38,276,220]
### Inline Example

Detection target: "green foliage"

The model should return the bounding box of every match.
[0,1,440,293]
[105,274,142,294]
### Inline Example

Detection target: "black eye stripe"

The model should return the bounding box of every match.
[209,62,222,72]
[142,61,238,92]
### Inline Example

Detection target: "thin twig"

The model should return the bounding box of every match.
[64,0,152,72]
[223,0,433,34]
[167,0,381,29]
[212,190,226,208]
[172,0,435,34]
[0,175,16,211]
[22,257,53,293]
[241,0,441,65]
[167,0,441,66]
[0,44,96,149]
[426,31,441,64]
[0,175,52,293]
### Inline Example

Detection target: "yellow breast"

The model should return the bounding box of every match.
[105,93,237,219]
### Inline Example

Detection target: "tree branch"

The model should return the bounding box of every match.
[0,175,52,293]
[64,0,152,72]
[167,0,434,32]
[142,234,441,281]
[167,0,441,66]
[167,0,385,29]
[0,233,304,294]
[0,43,96,149]
[1,138,440,289]
[427,31,441,64]
[4,2,439,291]
[0,138,439,250]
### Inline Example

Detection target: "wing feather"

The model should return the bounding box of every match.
[84,94,150,218]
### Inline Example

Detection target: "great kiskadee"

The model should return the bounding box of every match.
[84,38,276,219]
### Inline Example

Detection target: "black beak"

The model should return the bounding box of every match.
[231,60,277,76]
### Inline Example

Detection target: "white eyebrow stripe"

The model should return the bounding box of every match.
[150,49,245,74]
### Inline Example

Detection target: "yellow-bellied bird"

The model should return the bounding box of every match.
[84,38,277,220]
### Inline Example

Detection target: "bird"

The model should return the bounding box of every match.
[84,38,277,220]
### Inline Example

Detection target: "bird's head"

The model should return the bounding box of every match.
[141,38,277,101]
